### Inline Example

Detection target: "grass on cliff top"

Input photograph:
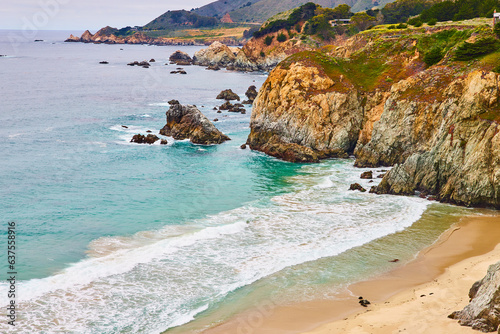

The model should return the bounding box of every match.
[281,50,387,91]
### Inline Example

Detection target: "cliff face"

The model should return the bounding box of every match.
[248,24,500,207]
[371,70,500,208]
[247,61,362,161]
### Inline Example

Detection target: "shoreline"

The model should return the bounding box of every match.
[198,213,500,334]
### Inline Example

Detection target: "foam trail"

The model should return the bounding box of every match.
[0,160,430,334]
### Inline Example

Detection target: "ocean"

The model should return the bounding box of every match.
[0,30,477,333]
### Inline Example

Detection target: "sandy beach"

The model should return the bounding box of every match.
[200,213,500,334]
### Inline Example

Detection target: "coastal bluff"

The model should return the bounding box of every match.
[247,24,500,208]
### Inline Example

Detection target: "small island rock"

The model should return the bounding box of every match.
[159,103,230,145]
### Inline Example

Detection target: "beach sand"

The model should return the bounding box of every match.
[200,214,500,334]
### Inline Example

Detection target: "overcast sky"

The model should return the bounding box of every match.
[0,0,216,31]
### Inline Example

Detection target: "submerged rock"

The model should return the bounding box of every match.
[159,103,230,145]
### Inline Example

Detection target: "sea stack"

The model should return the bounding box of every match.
[159,101,230,144]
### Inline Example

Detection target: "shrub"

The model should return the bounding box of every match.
[260,51,265,57]
[454,37,500,61]
[388,25,397,29]
[424,47,443,66]
[427,18,437,26]
[407,17,422,26]
[264,35,274,45]
[277,33,287,42]
[396,23,408,29]
[495,22,500,39]
[494,64,500,73]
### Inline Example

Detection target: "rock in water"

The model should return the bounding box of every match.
[130,134,159,144]
[193,41,237,67]
[216,89,240,101]
[219,101,233,110]
[449,261,500,332]
[169,50,193,65]
[159,103,230,145]
[245,85,258,102]
[360,171,373,179]
[349,183,366,192]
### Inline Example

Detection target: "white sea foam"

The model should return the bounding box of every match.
[0,160,430,334]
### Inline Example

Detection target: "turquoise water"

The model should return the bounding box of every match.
[0,31,474,333]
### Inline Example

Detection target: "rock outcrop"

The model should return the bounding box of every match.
[244,85,258,103]
[449,261,500,332]
[368,70,500,208]
[159,103,230,144]
[169,50,193,65]
[247,60,362,162]
[216,89,240,101]
[247,24,500,207]
[193,41,237,67]
[131,134,160,144]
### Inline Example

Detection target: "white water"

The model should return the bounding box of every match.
[1,160,429,333]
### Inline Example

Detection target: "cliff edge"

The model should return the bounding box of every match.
[248,23,500,207]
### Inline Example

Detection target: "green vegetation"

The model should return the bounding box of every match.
[419,0,500,23]
[454,37,500,60]
[260,51,265,57]
[381,0,431,24]
[253,2,317,38]
[428,18,437,26]
[277,32,287,42]
[495,22,500,38]
[351,12,377,31]
[494,64,500,73]
[143,10,219,30]
[407,17,422,26]
[254,2,354,41]
[264,35,274,45]
[424,47,443,66]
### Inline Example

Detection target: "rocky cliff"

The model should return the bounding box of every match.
[248,23,500,207]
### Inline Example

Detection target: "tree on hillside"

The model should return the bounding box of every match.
[351,12,377,31]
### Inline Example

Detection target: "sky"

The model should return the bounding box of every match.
[0,0,216,31]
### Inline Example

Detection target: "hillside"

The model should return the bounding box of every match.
[193,0,262,18]
[142,10,220,30]
[195,0,397,24]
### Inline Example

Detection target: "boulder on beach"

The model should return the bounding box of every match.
[449,261,500,332]
[216,89,240,101]
[159,103,230,145]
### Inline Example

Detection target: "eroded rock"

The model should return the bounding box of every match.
[159,103,230,144]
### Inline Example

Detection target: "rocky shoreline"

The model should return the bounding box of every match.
[245,25,500,209]
[65,27,242,46]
